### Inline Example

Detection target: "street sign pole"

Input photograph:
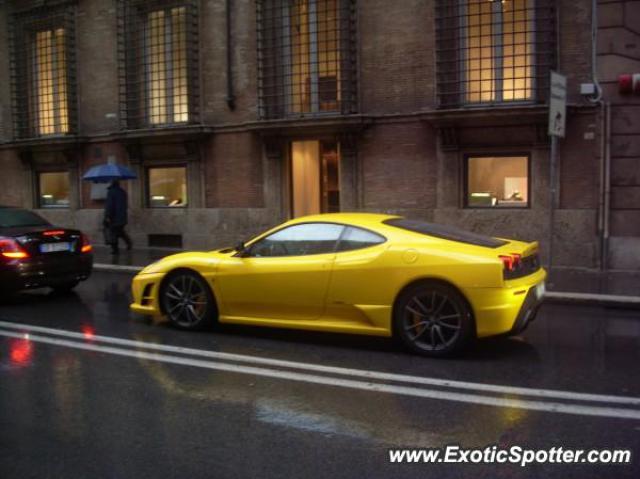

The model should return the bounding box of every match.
[549,135,558,270]
[548,71,567,270]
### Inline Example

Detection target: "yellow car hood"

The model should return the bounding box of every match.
[139,250,232,275]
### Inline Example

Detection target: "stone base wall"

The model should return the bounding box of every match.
[34,207,281,251]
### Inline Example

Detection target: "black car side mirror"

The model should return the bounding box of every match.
[234,241,248,257]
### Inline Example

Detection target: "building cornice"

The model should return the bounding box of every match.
[0,135,87,152]
[108,125,214,144]
[421,103,598,127]
[0,104,601,149]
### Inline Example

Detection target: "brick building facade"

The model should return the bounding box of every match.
[0,0,638,269]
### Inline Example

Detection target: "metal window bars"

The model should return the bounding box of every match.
[117,0,199,130]
[9,3,77,139]
[436,0,556,108]
[257,0,358,120]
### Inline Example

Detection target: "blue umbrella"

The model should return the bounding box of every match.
[82,164,137,183]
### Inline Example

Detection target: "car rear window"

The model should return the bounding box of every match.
[383,218,508,248]
[337,226,386,252]
[0,208,50,228]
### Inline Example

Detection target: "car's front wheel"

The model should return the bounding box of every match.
[161,271,216,330]
[394,282,474,357]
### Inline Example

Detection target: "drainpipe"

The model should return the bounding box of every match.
[588,0,603,105]
[597,101,611,271]
[225,0,236,111]
[602,102,611,269]
[588,0,610,270]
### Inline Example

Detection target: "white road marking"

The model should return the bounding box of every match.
[1,321,640,418]
[1,320,639,406]
[0,328,639,420]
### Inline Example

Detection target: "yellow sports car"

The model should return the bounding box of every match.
[130,213,546,357]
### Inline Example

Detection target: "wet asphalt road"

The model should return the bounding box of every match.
[0,272,639,479]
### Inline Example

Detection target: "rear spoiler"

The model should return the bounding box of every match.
[522,241,539,258]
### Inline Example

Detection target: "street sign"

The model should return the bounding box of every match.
[548,71,567,137]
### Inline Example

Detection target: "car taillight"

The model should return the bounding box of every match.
[499,253,522,272]
[80,233,93,253]
[43,230,66,236]
[0,237,29,259]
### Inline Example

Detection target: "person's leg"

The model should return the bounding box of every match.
[122,227,133,250]
[110,226,121,254]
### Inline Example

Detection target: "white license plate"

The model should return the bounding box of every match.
[40,242,71,253]
[535,282,546,299]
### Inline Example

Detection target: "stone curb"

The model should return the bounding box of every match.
[543,292,640,309]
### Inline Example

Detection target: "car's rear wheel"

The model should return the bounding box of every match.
[394,282,474,357]
[161,271,216,330]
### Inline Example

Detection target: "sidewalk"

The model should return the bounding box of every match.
[92,246,170,272]
[545,268,640,308]
[92,246,640,308]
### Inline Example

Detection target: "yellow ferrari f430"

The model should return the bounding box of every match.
[130,213,546,357]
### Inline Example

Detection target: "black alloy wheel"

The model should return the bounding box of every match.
[394,282,474,357]
[161,271,216,330]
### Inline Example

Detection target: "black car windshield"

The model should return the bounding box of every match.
[384,218,508,248]
[0,208,50,228]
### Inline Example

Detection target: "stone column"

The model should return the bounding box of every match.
[18,150,35,208]
[185,140,203,209]
[125,143,144,209]
[339,133,358,211]
[263,136,286,221]
[436,126,460,209]
[64,148,80,211]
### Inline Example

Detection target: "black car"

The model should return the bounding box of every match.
[0,206,93,294]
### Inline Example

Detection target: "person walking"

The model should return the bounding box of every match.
[104,180,132,255]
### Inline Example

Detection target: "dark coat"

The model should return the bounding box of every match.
[105,183,128,227]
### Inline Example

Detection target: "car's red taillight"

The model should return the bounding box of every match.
[499,253,522,272]
[43,230,66,236]
[0,237,29,259]
[80,233,93,253]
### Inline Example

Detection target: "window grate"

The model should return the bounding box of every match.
[117,0,200,130]
[435,0,556,108]
[9,3,78,139]
[256,0,358,120]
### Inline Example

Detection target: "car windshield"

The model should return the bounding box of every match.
[384,218,508,248]
[0,208,50,228]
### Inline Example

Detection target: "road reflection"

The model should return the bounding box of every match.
[130,330,531,448]
[9,336,33,367]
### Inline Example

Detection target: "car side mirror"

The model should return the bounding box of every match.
[234,241,248,257]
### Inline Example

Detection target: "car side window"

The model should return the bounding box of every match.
[249,223,345,257]
[336,226,386,252]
